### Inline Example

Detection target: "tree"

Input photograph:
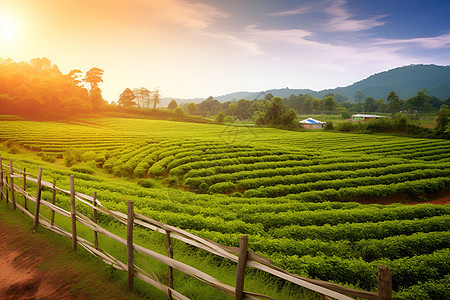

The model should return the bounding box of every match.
[354,90,365,104]
[375,99,386,113]
[133,87,150,108]
[406,89,432,112]
[387,91,401,113]
[323,96,337,114]
[152,89,160,110]
[168,99,178,110]
[83,67,104,91]
[30,57,52,71]
[118,88,135,107]
[187,102,197,115]
[339,107,351,119]
[255,97,297,128]
[433,109,450,138]
[363,97,377,112]
[215,111,225,124]
[67,69,83,85]
[310,98,320,113]
[387,91,399,104]
[83,67,104,107]
[174,107,185,117]
[264,93,274,101]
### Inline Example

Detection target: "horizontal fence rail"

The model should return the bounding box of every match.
[0,156,396,300]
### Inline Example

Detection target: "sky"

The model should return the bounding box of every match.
[0,0,449,101]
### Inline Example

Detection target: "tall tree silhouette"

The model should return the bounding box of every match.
[83,67,104,108]
[152,89,160,110]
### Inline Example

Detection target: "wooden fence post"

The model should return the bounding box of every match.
[0,156,3,201]
[165,230,174,299]
[23,168,27,210]
[70,175,77,251]
[9,160,15,210]
[50,180,56,226]
[5,176,8,204]
[93,191,98,249]
[33,168,43,230]
[378,265,392,300]
[235,235,249,300]
[127,200,134,291]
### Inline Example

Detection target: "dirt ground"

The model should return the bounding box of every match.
[0,210,146,300]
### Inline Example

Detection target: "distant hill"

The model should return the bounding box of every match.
[212,64,450,102]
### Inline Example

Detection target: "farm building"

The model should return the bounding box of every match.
[352,114,382,122]
[299,118,326,129]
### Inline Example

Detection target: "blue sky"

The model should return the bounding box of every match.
[1,0,449,101]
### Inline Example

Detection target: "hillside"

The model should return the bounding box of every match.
[1,117,450,299]
[212,64,450,102]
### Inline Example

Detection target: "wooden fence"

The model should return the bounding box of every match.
[0,156,395,300]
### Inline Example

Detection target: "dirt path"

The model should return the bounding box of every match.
[0,210,146,300]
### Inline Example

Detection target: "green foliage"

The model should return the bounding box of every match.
[167,99,178,110]
[41,153,57,163]
[174,107,185,116]
[1,117,450,299]
[65,149,83,167]
[0,58,93,118]
[324,122,334,130]
[138,179,157,188]
[71,165,95,174]
[82,150,97,162]
[215,111,225,124]
[186,102,197,115]
[336,121,356,132]
[254,97,298,129]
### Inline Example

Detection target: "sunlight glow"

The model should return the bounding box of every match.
[0,16,18,42]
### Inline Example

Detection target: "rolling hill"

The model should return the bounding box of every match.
[214,64,450,102]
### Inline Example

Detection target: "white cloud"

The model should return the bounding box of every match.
[244,24,317,46]
[138,0,228,30]
[265,5,313,17]
[325,0,386,32]
[373,33,450,49]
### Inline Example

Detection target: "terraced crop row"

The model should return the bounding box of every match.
[1,117,449,299]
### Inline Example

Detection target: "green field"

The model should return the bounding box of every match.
[1,117,449,299]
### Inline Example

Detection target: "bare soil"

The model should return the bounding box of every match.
[0,210,147,300]
[355,188,450,205]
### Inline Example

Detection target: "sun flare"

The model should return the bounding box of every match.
[0,16,18,41]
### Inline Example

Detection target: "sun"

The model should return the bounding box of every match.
[0,16,18,42]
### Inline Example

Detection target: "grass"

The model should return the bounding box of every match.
[0,201,148,300]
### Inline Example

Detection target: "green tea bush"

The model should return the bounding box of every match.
[82,150,97,162]
[138,179,157,188]
[71,165,95,174]
[41,153,57,163]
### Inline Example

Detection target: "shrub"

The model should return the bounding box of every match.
[41,153,57,163]
[198,182,209,193]
[209,181,236,194]
[65,149,83,167]
[324,122,334,130]
[215,111,225,124]
[71,165,95,174]
[174,107,185,117]
[337,121,355,132]
[138,179,157,188]
[82,150,97,162]
[8,146,19,154]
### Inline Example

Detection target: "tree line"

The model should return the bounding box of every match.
[185,90,450,122]
[0,57,106,118]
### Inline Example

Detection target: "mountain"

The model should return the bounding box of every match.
[212,64,450,102]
